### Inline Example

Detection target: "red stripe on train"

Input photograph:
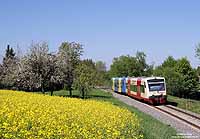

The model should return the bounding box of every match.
[137,78,141,97]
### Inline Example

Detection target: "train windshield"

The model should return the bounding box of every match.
[147,79,165,91]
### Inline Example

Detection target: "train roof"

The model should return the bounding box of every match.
[113,76,165,80]
[132,76,164,80]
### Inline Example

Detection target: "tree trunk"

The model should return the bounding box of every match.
[41,82,45,94]
[69,86,72,97]
[50,89,53,96]
[82,88,85,99]
[50,82,54,96]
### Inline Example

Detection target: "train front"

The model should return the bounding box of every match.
[146,77,167,104]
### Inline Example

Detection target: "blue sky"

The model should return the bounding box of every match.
[0,0,200,68]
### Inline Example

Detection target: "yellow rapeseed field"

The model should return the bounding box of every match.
[0,90,142,139]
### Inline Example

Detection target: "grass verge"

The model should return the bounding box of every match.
[168,95,200,114]
[45,89,177,139]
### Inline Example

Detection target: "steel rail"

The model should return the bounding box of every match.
[154,106,200,131]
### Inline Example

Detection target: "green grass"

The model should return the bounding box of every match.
[45,89,177,139]
[168,95,200,114]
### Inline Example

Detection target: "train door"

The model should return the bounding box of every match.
[112,78,115,90]
[130,79,137,95]
[114,79,118,92]
[126,78,131,95]
[140,81,146,98]
[118,79,122,93]
[137,79,141,97]
[122,78,126,94]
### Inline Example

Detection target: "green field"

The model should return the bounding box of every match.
[168,95,200,114]
[45,89,177,139]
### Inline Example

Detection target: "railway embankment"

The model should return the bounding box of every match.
[105,89,200,138]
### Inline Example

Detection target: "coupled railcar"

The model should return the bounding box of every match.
[112,77,167,104]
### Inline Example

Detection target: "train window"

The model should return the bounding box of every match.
[130,85,134,91]
[130,85,137,92]
[148,83,165,91]
[115,80,118,88]
[141,85,145,93]
[147,79,165,91]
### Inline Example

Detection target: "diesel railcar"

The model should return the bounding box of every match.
[112,77,167,104]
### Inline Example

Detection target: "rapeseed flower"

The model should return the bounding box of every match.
[0,90,142,139]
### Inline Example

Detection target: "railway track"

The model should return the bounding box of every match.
[100,88,200,137]
[101,87,200,132]
[154,105,200,131]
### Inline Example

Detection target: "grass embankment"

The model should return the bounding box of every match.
[168,95,200,114]
[47,89,177,139]
[0,90,141,139]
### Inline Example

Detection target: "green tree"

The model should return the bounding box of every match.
[95,61,106,73]
[195,43,200,60]
[82,59,98,86]
[109,55,137,77]
[109,51,150,78]
[82,59,96,69]
[135,51,147,76]
[1,45,18,89]
[175,58,198,98]
[162,56,177,68]
[95,61,108,86]
[74,61,97,98]
[144,64,154,76]
[154,66,184,96]
[154,56,198,98]
[196,66,200,76]
[58,42,83,97]
[4,45,15,60]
